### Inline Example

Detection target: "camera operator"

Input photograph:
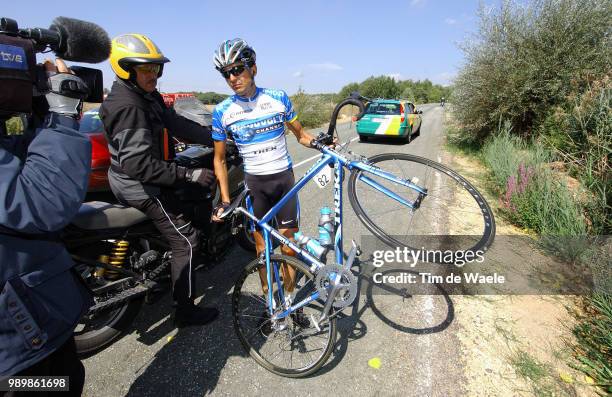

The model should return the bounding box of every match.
[0,58,92,395]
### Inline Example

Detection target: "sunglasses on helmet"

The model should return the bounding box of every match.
[220,64,247,79]
[134,64,161,74]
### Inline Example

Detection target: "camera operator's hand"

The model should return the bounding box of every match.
[185,168,216,189]
[43,59,89,118]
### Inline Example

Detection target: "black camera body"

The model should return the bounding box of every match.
[0,17,109,119]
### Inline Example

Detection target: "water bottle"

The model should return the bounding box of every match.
[294,231,326,260]
[318,207,334,247]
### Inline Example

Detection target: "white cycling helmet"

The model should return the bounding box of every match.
[213,38,256,70]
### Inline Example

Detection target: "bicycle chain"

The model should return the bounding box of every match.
[87,256,169,316]
[88,284,149,316]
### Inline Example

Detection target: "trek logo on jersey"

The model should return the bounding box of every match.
[0,44,27,70]
[251,146,278,155]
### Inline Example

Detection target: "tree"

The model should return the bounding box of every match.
[359,76,401,99]
[195,92,229,104]
[335,76,452,105]
[336,82,360,102]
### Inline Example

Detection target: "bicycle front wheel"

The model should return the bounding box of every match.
[348,153,495,259]
[232,255,337,377]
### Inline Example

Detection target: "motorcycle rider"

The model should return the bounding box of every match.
[0,59,92,395]
[100,34,218,327]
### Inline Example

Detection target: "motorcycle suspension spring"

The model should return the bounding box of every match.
[105,240,129,280]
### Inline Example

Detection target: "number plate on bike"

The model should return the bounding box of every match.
[314,166,332,189]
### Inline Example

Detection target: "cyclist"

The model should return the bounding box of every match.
[440,97,446,107]
[210,38,318,329]
[100,34,219,328]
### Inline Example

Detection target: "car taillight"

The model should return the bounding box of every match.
[400,103,405,123]
[89,133,110,168]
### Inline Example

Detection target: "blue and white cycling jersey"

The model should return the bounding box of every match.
[212,87,297,175]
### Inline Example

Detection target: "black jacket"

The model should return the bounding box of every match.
[100,79,212,201]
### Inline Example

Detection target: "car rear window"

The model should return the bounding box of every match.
[79,110,104,134]
[365,103,401,115]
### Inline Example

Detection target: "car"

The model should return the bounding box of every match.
[355,99,422,143]
[79,107,111,192]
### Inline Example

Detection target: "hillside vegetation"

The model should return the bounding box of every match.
[448,1,610,392]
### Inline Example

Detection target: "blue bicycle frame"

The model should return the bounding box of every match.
[235,145,428,321]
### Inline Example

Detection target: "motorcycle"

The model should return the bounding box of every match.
[66,100,254,355]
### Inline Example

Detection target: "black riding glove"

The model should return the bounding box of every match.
[185,168,216,188]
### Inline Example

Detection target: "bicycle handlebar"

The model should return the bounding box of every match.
[324,94,366,138]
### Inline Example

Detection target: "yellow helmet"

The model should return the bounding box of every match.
[110,34,170,80]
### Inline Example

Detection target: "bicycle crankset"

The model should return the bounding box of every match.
[314,265,358,309]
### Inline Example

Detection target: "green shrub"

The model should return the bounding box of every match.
[501,164,587,236]
[482,124,549,190]
[483,129,587,236]
[453,0,611,142]
[571,293,612,395]
[291,88,332,129]
[540,76,611,234]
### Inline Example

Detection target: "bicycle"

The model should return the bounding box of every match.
[220,94,495,377]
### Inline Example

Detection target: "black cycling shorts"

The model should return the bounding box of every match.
[244,168,299,229]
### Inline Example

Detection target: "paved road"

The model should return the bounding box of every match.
[83,104,467,397]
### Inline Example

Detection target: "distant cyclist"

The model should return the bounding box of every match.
[440,97,446,107]
[210,38,317,329]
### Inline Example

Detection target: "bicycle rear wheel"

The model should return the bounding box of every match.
[348,153,495,259]
[232,255,337,377]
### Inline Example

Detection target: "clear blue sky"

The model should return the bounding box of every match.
[3,1,495,94]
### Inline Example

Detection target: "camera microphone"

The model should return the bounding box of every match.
[1,16,110,115]
[20,16,110,63]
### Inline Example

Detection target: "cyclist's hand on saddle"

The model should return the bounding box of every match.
[211,201,230,223]
[186,168,215,188]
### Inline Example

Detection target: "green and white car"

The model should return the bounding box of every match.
[356,99,422,142]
